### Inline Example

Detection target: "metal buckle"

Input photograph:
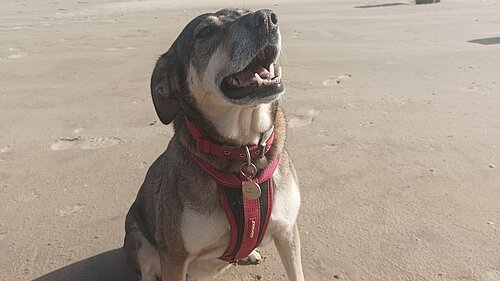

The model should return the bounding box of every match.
[258,125,274,157]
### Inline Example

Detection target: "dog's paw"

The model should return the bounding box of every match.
[237,249,264,265]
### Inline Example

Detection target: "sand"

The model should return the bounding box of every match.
[1,0,500,280]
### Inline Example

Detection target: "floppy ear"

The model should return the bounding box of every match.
[150,49,182,125]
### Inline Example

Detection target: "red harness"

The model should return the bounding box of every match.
[184,118,278,262]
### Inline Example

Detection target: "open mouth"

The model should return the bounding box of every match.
[221,45,283,100]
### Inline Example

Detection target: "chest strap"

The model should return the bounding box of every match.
[186,150,279,262]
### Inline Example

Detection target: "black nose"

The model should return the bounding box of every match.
[248,10,278,31]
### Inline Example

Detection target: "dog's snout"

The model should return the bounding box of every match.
[247,10,278,31]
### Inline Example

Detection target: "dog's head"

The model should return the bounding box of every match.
[151,8,283,125]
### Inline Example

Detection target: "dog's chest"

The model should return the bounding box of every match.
[180,207,229,258]
[180,172,300,258]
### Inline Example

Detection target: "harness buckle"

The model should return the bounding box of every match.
[258,125,274,158]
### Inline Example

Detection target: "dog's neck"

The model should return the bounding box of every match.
[199,103,275,145]
[175,101,286,172]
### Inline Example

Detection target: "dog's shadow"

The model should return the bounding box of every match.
[33,248,139,281]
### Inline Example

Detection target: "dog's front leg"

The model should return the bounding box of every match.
[273,223,305,281]
[159,251,189,281]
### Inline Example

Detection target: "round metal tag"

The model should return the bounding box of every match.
[242,180,262,200]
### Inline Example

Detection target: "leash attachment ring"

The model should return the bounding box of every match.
[240,163,257,179]
[240,146,261,199]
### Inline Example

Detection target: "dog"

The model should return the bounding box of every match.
[123,8,304,281]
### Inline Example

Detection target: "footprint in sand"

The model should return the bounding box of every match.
[6,52,28,59]
[59,204,85,216]
[15,191,39,203]
[50,136,123,151]
[0,232,7,242]
[481,270,500,281]
[459,83,492,93]
[3,47,29,60]
[0,146,13,153]
[322,143,339,152]
[322,74,352,87]
[288,109,320,128]
[291,30,303,38]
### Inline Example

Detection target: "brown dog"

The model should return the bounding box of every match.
[124,8,304,281]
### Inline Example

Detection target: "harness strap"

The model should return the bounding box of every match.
[218,179,273,261]
[186,150,279,262]
[188,152,280,186]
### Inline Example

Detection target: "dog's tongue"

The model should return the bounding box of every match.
[233,66,272,87]
[255,66,273,79]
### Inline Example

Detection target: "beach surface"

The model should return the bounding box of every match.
[1,0,500,280]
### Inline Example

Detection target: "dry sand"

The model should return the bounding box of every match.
[1,0,500,280]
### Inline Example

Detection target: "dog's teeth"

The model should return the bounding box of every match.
[254,73,264,86]
[276,66,282,82]
[269,64,275,76]
[227,77,238,86]
[231,77,239,86]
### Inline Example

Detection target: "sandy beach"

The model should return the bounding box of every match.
[1,0,500,280]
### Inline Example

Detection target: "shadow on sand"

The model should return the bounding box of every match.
[354,3,408,8]
[468,37,500,45]
[33,248,139,281]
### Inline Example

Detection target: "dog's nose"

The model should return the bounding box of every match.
[248,10,278,31]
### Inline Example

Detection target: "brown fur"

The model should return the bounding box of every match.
[124,8,304,281]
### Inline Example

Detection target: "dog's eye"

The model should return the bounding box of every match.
[196,26,217,39]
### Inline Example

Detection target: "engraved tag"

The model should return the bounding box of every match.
[242,180,261,200]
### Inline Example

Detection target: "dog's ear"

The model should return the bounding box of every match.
[150,49,182,125]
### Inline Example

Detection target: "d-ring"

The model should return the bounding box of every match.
[240,146,256,178]
[240,162,258,179]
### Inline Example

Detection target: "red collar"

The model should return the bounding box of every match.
[184,117,275,161]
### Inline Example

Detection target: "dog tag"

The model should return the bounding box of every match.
[242,180,261,200]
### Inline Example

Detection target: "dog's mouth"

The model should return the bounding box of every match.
[221,45,283,100]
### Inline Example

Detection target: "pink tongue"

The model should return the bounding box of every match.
[233,66,273,87]
[256,66,273,79]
